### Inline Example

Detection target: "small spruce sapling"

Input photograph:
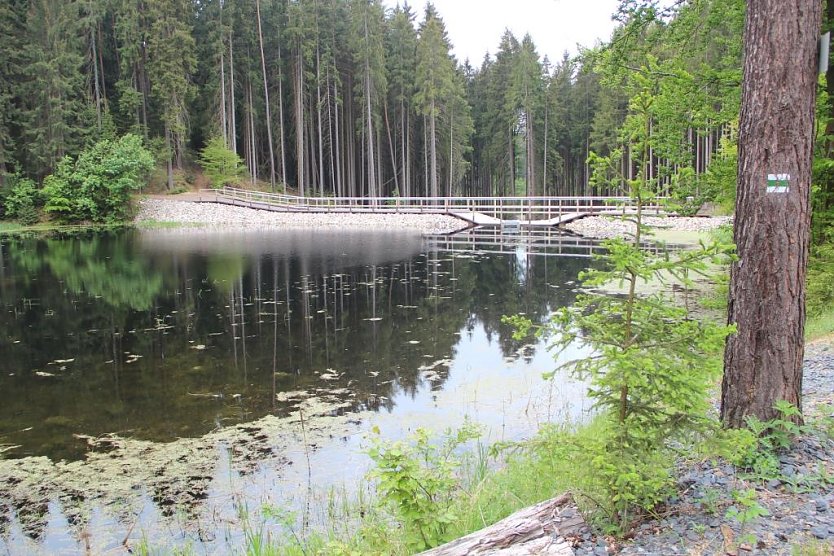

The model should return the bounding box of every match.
[507,65,735,533]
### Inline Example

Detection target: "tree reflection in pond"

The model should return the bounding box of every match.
[0,228,587,461]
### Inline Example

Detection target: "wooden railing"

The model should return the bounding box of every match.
[423,228,681,258]
[197,187,669,223]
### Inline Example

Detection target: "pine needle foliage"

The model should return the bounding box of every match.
[508,65,735,533]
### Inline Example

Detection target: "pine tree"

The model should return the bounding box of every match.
[349,0,386,198]
[414,6,456,198]
[384,3,418,197]
[0,1,22,180]
[146,0,196,189]
[508,34,543,196]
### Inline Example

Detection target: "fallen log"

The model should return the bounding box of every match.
[420,493,589,556]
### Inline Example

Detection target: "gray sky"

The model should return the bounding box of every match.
[381,0,622,66]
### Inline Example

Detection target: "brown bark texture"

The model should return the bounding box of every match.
[721,0,822,427]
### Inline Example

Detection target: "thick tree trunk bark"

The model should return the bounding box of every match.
[721,0,822,427]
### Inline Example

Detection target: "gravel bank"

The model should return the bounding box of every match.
[573,340,834,556]
[565,215,734,239]
[135,199,469,234]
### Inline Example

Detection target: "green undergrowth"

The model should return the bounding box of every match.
[207,415,726,555]
[131,391,834,556]
[806,310,834,342]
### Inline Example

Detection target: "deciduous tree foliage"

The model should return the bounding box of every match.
[42,134,154,222]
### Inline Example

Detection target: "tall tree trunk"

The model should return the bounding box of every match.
[220,47,228,147]
[277,42,288,191]
[165,125,174,190]
[448,106,453,196]
[543,100,548,195]
[219,2,228,147]
[721,0,822,427]
[363,14,376,200]
[384,103,398,195]
[334,79,343,197]
[140,45,149,138]
[327,73,336,196]
[247,81,257,185]
[423,114,428,197]
[256,0,276,190]
[295,47,304,196]
[89,5,102,132]
[429,103,437,197]
[401,98,408,197]
[229,30,237,155]
[827,0,834,156]
[316,53,324,197]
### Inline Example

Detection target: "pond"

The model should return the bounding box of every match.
[0,227,595,554]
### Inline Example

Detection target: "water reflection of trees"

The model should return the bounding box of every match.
[0,230,586,461]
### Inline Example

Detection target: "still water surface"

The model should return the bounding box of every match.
[0,228,594,553]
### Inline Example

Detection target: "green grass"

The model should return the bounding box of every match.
[0,222,24,233]
[806,308,834,341]
[134,219,196,229]
[234,419,612,555]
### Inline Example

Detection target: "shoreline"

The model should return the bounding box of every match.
[135,198,470,234]
[562,214,733,240]
[136,197,734,240]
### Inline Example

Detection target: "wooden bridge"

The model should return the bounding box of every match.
[196,187,668,228]
[423,228,684,258]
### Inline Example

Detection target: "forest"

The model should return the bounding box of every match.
[0,0,753,203]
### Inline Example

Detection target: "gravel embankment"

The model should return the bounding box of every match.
[135,199,468,234]
[565,215,734,239]
[574,340,834,556]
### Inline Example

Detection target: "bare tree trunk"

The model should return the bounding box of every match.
[165,125,174,190]
[220,47,228,147]
[363,16,377,200]
[721,0,822,427]
[384,103,399,195]
[543,99,548,195]
[295,48,305,196]
[277,42,288,191]
[256,0,276,190]
[334,79,343,196]
[316,50,325,197]
[229,30,237,155]
[327,74,336,195]
[448,106,453,196]
[88,3,102,132]
[429,103,437,198]
[247,81,257,185]
[219,1,228,148]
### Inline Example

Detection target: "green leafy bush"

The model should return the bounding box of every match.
[367,423,482,551]
[2,174,40,223]
[199,137,244,188]
[42,134,154,223]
